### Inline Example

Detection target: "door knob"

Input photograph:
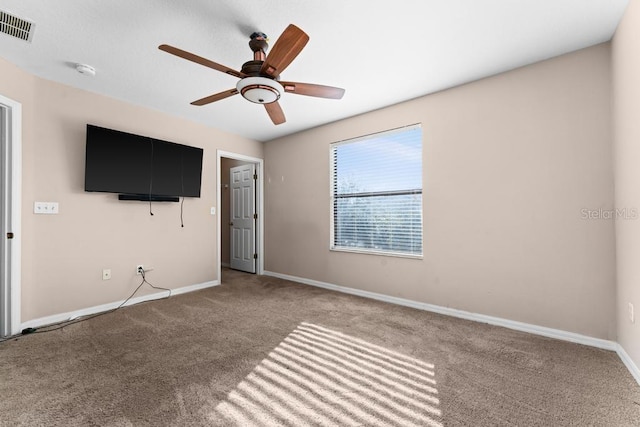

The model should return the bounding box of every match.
[229,222,234,226]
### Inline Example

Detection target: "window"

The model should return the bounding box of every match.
[330,124,423,257]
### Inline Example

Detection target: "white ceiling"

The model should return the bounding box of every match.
[0,0,629,142]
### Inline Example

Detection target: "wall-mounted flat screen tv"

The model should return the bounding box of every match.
[84,124,203,201]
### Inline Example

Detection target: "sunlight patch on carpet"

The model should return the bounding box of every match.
[212,322,442,426]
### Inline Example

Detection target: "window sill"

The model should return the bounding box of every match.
[330,247,423,260]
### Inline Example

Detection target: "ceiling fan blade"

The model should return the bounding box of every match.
[191,89,239,106]
[260,24,309,77]
[280,81,345,99]
[264,102,286,125]
[159,44,245,78]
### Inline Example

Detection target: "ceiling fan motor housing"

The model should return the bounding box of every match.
[241,60,265,76]
[237,77,283,104]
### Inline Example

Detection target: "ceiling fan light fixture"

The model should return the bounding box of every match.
[159,24,344,126]
[236,76,283,104]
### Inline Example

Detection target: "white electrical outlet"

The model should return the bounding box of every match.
[629,303,635,324]
[102,269,111,280]
[136,265,144,275]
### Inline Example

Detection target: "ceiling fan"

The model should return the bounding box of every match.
[159,24,345,125]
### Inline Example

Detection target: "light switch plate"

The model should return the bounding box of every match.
[34,201,59,214]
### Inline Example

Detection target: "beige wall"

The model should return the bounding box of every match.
[613,0,640,369]
[0,58,262,322]
[264,44,615,340]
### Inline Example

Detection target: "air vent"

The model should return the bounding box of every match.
[0,10,34,42]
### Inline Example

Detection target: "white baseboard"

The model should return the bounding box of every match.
[263,271,618,352]
[617,344,640,385]
[20,280,219,330]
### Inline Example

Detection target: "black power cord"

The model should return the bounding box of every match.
[0,269,171,343]
[180,196,185,227]
[180,153,185,227]
[149,141,155,216]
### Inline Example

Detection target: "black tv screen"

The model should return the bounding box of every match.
[84,125,203,199]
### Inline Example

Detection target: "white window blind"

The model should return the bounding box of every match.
[330,124,423,257]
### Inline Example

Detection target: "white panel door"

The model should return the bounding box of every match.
[230,164,256,273]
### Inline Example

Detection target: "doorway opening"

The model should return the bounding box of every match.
[0,94,22,338]
[217,151,264,282]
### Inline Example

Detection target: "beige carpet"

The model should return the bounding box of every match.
[1,269,639,426]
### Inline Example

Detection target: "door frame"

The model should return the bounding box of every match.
[0,94,22,337]
[217,150,264,281]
